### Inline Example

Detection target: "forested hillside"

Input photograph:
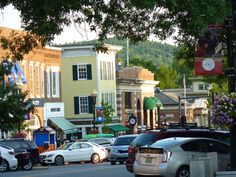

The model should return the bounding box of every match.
[58,38,175,66]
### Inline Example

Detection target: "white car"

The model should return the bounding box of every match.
[133,137,230,177]
[0,145,18,172]
[40,142,108,165]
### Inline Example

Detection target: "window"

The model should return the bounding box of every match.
[35,64,40,96]
[73,64,92,80]
[29,63,34,97]
[41,65,45,97]
[74,96,94,114]
[46,67,51,98]
[198,84,204,91]
[79,97,89,113]
[21,62,27,92]
[125,92,132,109]
[51,66,60,98]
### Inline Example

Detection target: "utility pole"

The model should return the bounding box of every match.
[227,0,236,170]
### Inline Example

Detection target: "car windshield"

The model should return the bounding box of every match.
[114,136,137,146]
[131,133,159,147]
[57,142,73,150]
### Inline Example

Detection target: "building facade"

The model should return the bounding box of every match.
[116,66,159,131]
[0,26,63,139]
[60,44,122,136]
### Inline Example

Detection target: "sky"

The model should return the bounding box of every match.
[1,5,175,45]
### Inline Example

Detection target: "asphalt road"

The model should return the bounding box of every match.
[1,162,134,177]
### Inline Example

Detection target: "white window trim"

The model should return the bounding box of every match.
[46,67,51,98]
[79,96,89,114]
[29,62,34,97]
[41,64,45,97]
[51,67,60,98]
[35,63,40,97]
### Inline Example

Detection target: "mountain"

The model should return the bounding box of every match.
[56,38,176,66]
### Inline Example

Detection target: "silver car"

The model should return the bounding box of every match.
[133,137,230,177]
[109,134,138,165]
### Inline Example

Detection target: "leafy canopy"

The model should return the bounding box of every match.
[0,0,230,45]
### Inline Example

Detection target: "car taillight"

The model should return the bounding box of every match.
[8,151,15,155]
[128,146,137,154]
[162,150,171,162]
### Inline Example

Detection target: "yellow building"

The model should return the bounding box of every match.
[60,44,122,136]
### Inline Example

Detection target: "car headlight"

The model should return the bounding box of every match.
[47,154,55,158]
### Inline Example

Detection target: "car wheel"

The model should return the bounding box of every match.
[176,166,190,177]
[54,155,64,166]
[119,161,124,165]
[110,161,116,165]
[91,154,100,164]
[134,174,143,177]
[21,159,33,170]
[0,159,9,172]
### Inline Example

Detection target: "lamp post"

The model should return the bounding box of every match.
[91,90,97,132]
[156,103,161,129]
[16,88,21,133]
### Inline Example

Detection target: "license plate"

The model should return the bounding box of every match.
[145,157,152,163]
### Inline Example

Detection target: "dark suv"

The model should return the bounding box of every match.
[0,139,40,164]
[126,128,230,173]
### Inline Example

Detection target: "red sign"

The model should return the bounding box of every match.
[195,57,223,75]
[194,25,223,75]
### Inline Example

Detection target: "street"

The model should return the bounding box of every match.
[1,162,134,177]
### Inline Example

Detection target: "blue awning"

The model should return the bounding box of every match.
[5,61,27,85]
[11,65,20,83]
[15,62,27,84]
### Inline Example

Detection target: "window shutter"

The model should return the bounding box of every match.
[72,65,78,80]
[88,96,94,113]
[74,97,80,114]
[87,64,92,80]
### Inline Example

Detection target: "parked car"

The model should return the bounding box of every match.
[40,142,108,166]
[0,138,40,165]
[0,144,33,171]
[109,134,138,165]
[133,137,230,177]
[0,145,18,172]
[87,138,115,148]
[126,128,230,172]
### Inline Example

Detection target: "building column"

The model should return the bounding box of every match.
[146,109,150,129]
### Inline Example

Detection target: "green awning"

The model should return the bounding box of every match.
[48,117,78,134]
[144,97,163,110]
[82,134,115,139]
[107,124,129,132]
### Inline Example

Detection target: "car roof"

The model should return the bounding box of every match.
[150,137,228,149]
[116,134,138,138]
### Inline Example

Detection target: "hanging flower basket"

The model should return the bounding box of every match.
[211,93,236,128]
[11,131,28,138]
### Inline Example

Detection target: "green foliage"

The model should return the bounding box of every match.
[1,0,230,45]
[0,84,35,132]
[101,100,114,124]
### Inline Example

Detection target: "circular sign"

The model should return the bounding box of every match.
[129,114,137,126]
[202,58,215,71]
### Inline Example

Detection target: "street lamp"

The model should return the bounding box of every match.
[16,87,22,133]
[91,90,97,132]
[156,102,161,129]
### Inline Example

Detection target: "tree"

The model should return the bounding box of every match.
[0,1,230,45]
[101,101,114,133]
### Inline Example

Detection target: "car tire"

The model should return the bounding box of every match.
[176,166,190,177]
[110,161,116,165]
[0,159,9,172]
[91,154,100,164]
[54,155,64,166]
[134,174,143,177]
[21,159,33,170]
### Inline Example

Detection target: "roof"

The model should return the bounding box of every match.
[155,92,178,105]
